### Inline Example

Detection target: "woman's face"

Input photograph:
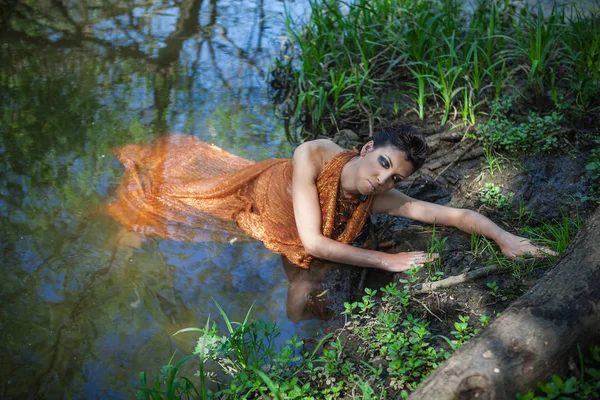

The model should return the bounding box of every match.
[355,141,415,195]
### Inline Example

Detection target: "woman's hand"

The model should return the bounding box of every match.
[499,232,558,258]
[381,251,439,273]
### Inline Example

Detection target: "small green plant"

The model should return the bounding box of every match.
[408,67,433,120]
[428,63,464,126]
[400,264,423,290]
[479,314,491,327]
[517,345,600,400]
[479,182,514,209]
[381,282,410,309]
[393,102,400,117]
[486,280,500,298]
[564,6,600,112]
[479,97,564,153]
[509,3,566,96]
[445,315,479,351]
[460,85,485,127]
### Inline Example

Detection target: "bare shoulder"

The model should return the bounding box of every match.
[292,139,345,174]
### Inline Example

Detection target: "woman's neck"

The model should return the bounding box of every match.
[339,156,360,199]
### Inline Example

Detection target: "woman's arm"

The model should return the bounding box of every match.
[292,141,435,272]
[372,189,556,258]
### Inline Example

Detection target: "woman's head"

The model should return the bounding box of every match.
[370,124,428,171]
[350,124,427,196]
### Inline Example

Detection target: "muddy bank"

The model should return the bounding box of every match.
[298,118,598,396]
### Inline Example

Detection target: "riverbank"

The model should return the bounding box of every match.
[139,0,600,398]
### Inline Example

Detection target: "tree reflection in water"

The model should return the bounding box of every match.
[0,0,315,398]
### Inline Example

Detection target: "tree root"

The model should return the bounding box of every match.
[409,206,600,399]
[426,141,482,172]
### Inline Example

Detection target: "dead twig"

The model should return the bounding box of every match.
[412,297,444,323]
[434,142,482,181]
[413,258,544,294]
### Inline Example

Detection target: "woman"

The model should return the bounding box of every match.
[108,124,552,273]
[290,124,553,272]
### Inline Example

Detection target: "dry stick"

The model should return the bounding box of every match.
[434,141,480,181]
[427,141,464,165]
[412,297,444,323]
[357,100,374,137]
[413,258,543,295]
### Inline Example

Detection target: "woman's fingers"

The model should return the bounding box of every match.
[506,238,559,259]
[520,239,558,258]
[533,245,558,257]
[407,251,439,265]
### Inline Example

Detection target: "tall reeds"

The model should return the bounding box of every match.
[273,0,600,138]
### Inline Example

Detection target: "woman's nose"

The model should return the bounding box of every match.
[377,172,390,185]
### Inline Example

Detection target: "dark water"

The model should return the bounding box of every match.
[0,0,314,398]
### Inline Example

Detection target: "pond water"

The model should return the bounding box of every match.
[1,0,595,398]
[0,0,314,398]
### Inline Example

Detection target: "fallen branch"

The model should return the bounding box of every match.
[413,258,542,295]
[425,142,482,171]
[426,128,461,152]
[434,142,482,180]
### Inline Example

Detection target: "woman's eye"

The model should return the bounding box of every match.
[392,175,402,184]
[378,156,390,169]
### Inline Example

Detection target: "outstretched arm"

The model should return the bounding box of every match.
[372,189,556,258]
[292,141,435,272]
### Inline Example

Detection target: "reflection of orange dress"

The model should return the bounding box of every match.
[108,135,373,268]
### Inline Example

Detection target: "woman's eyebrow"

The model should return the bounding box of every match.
[385,154,406,179]
[385,155,393,168]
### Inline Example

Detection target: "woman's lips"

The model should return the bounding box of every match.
[367,180,376,192]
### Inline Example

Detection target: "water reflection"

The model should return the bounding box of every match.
[0,0,313,398]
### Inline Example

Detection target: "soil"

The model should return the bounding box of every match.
[302,103,599,391]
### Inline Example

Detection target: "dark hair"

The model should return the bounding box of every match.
[371,124,428,170]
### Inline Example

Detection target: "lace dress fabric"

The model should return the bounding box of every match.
[108,134,373,268]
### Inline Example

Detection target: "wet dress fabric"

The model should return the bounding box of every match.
[108,134,373,268]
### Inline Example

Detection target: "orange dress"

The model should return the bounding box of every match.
[108,134,373,268]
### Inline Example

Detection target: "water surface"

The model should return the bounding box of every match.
[0,0,314,398]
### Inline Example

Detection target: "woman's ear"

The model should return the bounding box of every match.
[361,141,374,156]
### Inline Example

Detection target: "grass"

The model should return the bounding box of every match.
[509,2,567,96]
[140,285,489,399]
[273,0,600,138]
[519,211,583,254]
[483,144,502,176]
[426,221,448,280]
[470,231,485,258]
[408,67,432,120]
[565,7,600,111]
